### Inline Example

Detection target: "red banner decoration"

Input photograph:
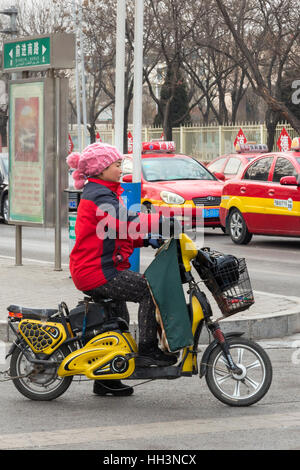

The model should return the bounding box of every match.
[128,131,133,153]
[234,128,247,147]
[68,134,74,154]
[277,127,291,152]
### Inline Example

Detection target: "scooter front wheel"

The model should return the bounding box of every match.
[205,337,272,407]
[10,344,73,401]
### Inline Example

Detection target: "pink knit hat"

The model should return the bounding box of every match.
[66,142,123,189]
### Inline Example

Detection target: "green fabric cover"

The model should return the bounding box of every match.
[144,239,194,352]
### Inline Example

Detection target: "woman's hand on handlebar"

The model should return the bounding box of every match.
[148,238,162,249]
[144,234,165,249]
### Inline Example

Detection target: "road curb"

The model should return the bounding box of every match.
[208,292,300,343]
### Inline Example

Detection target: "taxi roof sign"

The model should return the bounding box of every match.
[142,141,176,153]
[235,143,268,153]
[291,137,300,151]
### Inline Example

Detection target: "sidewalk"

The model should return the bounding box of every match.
[1,256,300,343]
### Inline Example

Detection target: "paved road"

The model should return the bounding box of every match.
[0,224,299,296]
[0,346,299,450]
[0,223,299,450]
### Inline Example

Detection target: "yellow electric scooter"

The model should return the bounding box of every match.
[6,233,272,406]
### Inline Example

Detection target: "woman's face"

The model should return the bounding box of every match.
[100,159,123,182]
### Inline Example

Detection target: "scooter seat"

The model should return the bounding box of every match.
[7,304,58,320]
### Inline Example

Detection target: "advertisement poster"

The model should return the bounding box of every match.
[9,81,44,224]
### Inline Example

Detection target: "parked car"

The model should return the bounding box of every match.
[219,138,300,244]
[207,144,269,180]
[121,141,224,229]
[67,169,82,212]
[0,153,8,223]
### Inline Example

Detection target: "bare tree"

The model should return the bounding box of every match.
[82,0,162,150]
[142,0,206,139]
[214,0,300,150]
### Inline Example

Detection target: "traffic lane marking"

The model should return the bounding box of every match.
[0,411,299,449]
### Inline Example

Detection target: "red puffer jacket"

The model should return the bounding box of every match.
[69,178,160,291]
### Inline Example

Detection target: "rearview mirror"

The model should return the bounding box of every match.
[280,176,299,186]
[122,174,132,183]
[214,172,225,181]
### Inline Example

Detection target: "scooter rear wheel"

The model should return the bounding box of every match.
[10,344,73,401]
[205,337,272,406]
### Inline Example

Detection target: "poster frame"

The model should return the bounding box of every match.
[8,77,68,227]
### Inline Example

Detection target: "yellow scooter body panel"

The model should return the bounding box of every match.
[57,331,137,380]
[179,233,198,272]
[181,294,204,374]
[18,319,67,355]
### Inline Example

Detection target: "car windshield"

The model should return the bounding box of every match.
[0,155,8,175]
[142,157,216,182]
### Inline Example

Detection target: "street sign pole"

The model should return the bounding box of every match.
[3,33,75,270]
[55,76,62,271]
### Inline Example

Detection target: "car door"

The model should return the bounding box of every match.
[241,156,274,232]
[207,156,228,177]
[268,156,300,235]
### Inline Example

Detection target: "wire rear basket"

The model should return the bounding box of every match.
[199,250,254,317]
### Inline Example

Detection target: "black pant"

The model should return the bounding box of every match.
[84,270,157,346]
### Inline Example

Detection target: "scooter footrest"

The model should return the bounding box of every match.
[129,366,180,380]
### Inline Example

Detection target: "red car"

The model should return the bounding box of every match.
[219,139,300,244]
[207,144,269,180]
[122,141,224,229]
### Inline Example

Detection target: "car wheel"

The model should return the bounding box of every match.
[2,194,9,224]
[228,208,252,245]
[141,202,155,214]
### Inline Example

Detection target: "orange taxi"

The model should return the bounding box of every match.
[219,138,300,244]
[122,141,224,229]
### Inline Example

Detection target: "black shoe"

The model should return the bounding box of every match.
[137,345,178,367]
[93,380,134,396]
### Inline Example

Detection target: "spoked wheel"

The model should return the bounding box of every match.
[205,337,272,406]
[10,344,73,401]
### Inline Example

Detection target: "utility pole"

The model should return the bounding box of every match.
[0,6,21,266]
[72,0,82,152]
[132,0,144,184]
[115,0,126,153]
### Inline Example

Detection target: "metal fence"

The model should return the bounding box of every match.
[69,122,299,162]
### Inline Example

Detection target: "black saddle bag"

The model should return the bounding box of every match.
[68,302,107,333]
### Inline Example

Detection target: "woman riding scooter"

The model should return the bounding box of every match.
[67,143,177,397]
